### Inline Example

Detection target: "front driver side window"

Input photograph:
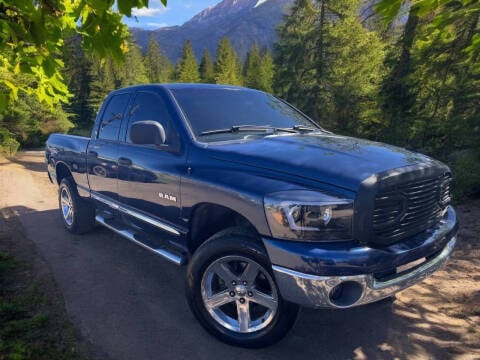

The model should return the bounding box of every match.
[127,92,177,147]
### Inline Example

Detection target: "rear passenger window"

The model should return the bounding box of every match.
[98,94,130,141]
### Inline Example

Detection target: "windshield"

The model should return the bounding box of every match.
[170,87,321,141]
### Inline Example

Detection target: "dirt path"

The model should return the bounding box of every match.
[0,151,479,360]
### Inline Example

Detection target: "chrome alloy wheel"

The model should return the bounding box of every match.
[60,187,74,226]
[201,255,279,333]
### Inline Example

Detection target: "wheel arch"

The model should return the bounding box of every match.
[55,161,72,185]
[187,203,261,253]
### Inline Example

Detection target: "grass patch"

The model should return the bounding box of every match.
[0,252,81,360]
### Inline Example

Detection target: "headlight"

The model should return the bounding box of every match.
[264,190,353,241]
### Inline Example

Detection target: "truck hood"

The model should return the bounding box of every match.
[206,133,443,191]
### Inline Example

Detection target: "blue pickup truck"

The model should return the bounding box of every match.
[46,84,458,347]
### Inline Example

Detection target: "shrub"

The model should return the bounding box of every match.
[0,129,20,156]
[449,149,480,202]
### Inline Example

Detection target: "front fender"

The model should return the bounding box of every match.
[180,163,321,237]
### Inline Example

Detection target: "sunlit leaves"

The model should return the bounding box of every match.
[0,0,168,112]
[375,0,480,59]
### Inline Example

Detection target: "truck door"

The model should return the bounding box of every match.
[117,90,185,231]
[87,93,131,201]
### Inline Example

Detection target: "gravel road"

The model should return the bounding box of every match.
[1,151,479,360]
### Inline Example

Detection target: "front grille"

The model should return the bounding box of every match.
[371,173,451,245]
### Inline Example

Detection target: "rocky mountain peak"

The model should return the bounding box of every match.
[132,0,293,62]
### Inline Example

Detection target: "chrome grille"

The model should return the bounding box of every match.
[372,173,451,245]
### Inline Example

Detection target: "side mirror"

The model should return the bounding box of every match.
[129,121,166,146]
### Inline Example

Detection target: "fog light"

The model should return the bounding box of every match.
[329,281,364,307]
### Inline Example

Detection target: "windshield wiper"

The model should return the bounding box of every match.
[281,125,317,132]
[199,125,297,136]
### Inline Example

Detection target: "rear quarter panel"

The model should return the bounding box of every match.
[46,134,90,192]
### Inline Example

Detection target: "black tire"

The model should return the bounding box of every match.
[58,177,95,234]
[186,227,299,348]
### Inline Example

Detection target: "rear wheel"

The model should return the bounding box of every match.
[186,228,299,348]
[58,177,95,234]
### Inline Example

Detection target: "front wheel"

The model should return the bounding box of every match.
[185,228,299,348]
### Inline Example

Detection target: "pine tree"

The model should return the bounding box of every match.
[244,44,274,92]
[214,37,242,85]
[120,40,149,86]
[258,50,274,93]
[379,5,419,146]
[199,49,215,83]
[325,0,386,136]
[87,39,148,112]
[274,0,385,135]
[378,1,479,157]
[62,34,95,130]
[244,43,262,89]
[144,36,174,83]
[274,0,318,115]
[88,55,117,112]
[400,4,479,156]
[175,40,200,83]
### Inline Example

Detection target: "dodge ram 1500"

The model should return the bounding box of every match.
[46,84,458,347]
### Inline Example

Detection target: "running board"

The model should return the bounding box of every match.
[95,215,186,266]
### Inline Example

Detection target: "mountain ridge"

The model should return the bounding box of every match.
[131,0,294,62]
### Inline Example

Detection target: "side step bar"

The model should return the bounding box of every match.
[95,215,187,266]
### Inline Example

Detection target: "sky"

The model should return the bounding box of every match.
[122,0,222,29]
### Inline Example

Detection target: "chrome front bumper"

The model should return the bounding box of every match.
[272,213,457,309]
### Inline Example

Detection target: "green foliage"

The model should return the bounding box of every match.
[379,6,419,146]
[373,0,480,199]
[379,1,479,156]
[274,0,318,113]
[327,8,386,136]
[175,40,200,83]
[144,36,174,83]
[244,43,262,88]
[62,34,96,132]
[0,132,19,156]
[243,44,274,92]
[214,37,243,85]
[274,0,386,136]
[449,149,480,201]
[121,40,149,86]
[199,49,215,83]
[88,56,118,114]
[259,51,275,93]
[88,37,149,115]
[0,72,73,151]
[0,0,168,110]
[376,0,480,70]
